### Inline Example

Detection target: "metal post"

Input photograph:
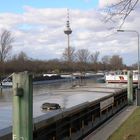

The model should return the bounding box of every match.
[117,30,140,88]
[136,31,140,105]
[127,71,133,105]
[136,88,140,106]
[137,32,140,88]
[117,29,140,105]
[12,72,33,140]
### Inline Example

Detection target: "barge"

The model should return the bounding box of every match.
[0,83,136,140]
[105,70,138,83]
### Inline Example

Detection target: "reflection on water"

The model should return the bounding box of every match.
[33,80,72,95]
[1,77,110,130]
[0,88,12,102]
[0,78,98,104]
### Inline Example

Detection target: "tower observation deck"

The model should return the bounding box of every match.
[64,9,72,35]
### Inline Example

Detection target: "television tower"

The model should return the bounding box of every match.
[64,9,72,61]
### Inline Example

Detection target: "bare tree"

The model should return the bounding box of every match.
[17,51,28,61]
[0,30,14,62]
[62,46,75,71]
[76,49,90,63]
[101,55,111,71]
[62,46,75,62]
[90,51,100,64]
[76,49,90,72]
[110,55,123,70]
[90,51,100,72]
[103,0,139,28]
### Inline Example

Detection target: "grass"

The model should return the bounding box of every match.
[108,107,140,140]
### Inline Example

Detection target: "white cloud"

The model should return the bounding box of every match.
[99,0,120,7]
[0,5,140,65]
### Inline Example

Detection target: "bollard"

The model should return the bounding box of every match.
[12,72,33,140]
[127,71,133,105]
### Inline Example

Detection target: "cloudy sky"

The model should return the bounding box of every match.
[0,0,140,65]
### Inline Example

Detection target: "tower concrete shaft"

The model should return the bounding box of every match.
[64,9,72,62]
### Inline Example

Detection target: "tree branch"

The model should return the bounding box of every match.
[103,0,139,28]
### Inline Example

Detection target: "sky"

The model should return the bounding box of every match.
[0,0,99,13]
[0,0,140,65]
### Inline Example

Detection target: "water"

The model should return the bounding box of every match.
[0,78,104,130]
[2,76,127,131]
[0,78,98,104]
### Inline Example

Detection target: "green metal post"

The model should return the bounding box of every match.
[127,71,133,105]
[12,72,33,140]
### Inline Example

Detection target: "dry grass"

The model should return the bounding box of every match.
[108,107,140,140]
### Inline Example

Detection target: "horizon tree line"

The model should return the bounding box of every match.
[0,46,136,76]
[0,29,137,77]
